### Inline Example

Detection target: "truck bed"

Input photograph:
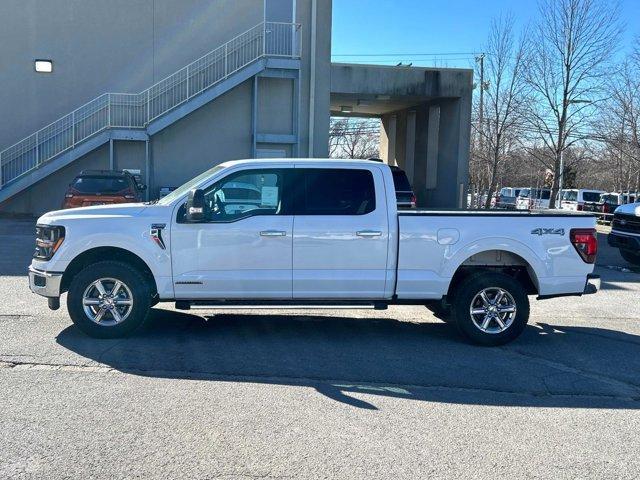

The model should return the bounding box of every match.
[399,209,596,217]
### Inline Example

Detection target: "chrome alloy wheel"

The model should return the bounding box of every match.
[82,278,133,326]
[469,287,517,334]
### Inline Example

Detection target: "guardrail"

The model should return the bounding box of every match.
[0,21,301,189]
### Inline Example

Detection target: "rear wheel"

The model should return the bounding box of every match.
[620,249,640,266]
[67,261,152,338]
[451,272,529,346]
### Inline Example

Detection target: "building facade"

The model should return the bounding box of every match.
[0,0,471,215]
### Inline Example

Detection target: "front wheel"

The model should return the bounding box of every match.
[67,261,152,338]
[451,272,529,346]
[620,249,640,266]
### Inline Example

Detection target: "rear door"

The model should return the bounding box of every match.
[292,166,389,299]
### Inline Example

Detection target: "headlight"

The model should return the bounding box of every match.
[34,225,65,260]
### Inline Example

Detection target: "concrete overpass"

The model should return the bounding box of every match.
[330,63,473,208]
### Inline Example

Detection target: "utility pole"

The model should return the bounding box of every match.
[477,53,485,158]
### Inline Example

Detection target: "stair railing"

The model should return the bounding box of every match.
[0,21,301,188]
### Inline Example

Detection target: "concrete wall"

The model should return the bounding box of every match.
[0,0,334,215]
[151,79,254,195]
[0,0,262,149]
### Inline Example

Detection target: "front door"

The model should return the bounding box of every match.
[171,168,293,299]
[292,166,390,299]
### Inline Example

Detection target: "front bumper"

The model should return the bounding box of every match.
[28,266,63,298]
[608,230,640,251]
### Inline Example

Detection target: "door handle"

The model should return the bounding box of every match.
[260,230,287,237]
[356,230,382,237]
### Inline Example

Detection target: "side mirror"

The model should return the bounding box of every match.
[185,189,206,222]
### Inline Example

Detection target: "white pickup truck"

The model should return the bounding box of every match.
[29,159,600,345]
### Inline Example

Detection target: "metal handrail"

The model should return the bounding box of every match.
[0,21,301,188]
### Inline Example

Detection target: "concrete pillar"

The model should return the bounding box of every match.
[424,98,468,208]
[380,114,397,166]
[425,105,440,190]
[404,110,416,182]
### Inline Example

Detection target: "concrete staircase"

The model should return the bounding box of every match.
[0,22,300,204]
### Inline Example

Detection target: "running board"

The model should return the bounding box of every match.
[175,300,389,311]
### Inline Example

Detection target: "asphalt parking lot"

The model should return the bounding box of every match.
[1,218,639,479]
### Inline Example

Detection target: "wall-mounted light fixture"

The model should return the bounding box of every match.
[34,59,53,73]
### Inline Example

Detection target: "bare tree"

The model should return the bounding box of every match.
[329,118,380,159]
[524,0,621,207]
[476,15,528,208]
[599,53,640,191]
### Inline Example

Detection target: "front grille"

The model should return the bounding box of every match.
[612,213,640,234]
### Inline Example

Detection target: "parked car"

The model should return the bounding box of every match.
[29,159,599,346]
[62,170,146,209]
[390,166,416,209]
[608,202,640,265]
[368,159,416,209]
[559,189,604,212]
[516,188,552,210]
[491,187,523,210]
[597,192,639,215]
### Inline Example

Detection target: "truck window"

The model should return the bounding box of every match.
[196,169,285,222]
[299,169,376,215]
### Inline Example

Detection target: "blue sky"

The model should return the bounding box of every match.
[331,0,640,69]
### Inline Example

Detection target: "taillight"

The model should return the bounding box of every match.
[410,193,416,208]
[570,228,597,263]
[577,203,584,211]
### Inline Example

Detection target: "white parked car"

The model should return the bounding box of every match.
[516,188,552,210]
[560,189,605,211]
[29,159,599,346]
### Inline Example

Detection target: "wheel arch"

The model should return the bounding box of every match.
[61,247,158,296]
[446,248,541,298]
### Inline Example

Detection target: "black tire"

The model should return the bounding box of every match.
[67,261,152,338]
[450,272,529,346]
[620,249,640,266]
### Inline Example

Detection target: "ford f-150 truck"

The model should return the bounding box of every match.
[29,159,600,345]
[608,202,640,266]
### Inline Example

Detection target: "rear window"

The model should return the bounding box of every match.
[602,194,618,204]
[71,176,130,194]
[582,192,601,202]
[300,169,376,215]
[391,169,412,191]
[539,190,551,200]
[563,190,578,202]
[519,189,530,198]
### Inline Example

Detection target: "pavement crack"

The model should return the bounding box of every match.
[501,347,640,394]
[1,358,639,403]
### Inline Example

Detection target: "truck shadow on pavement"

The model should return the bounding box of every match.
[56,308,640,410]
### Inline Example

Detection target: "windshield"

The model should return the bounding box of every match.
[71,176,130,194]
[582,192,601,202]
[157,165,227,205]
[392,169,412,191]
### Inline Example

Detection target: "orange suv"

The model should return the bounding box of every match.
[62,170,146,209]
